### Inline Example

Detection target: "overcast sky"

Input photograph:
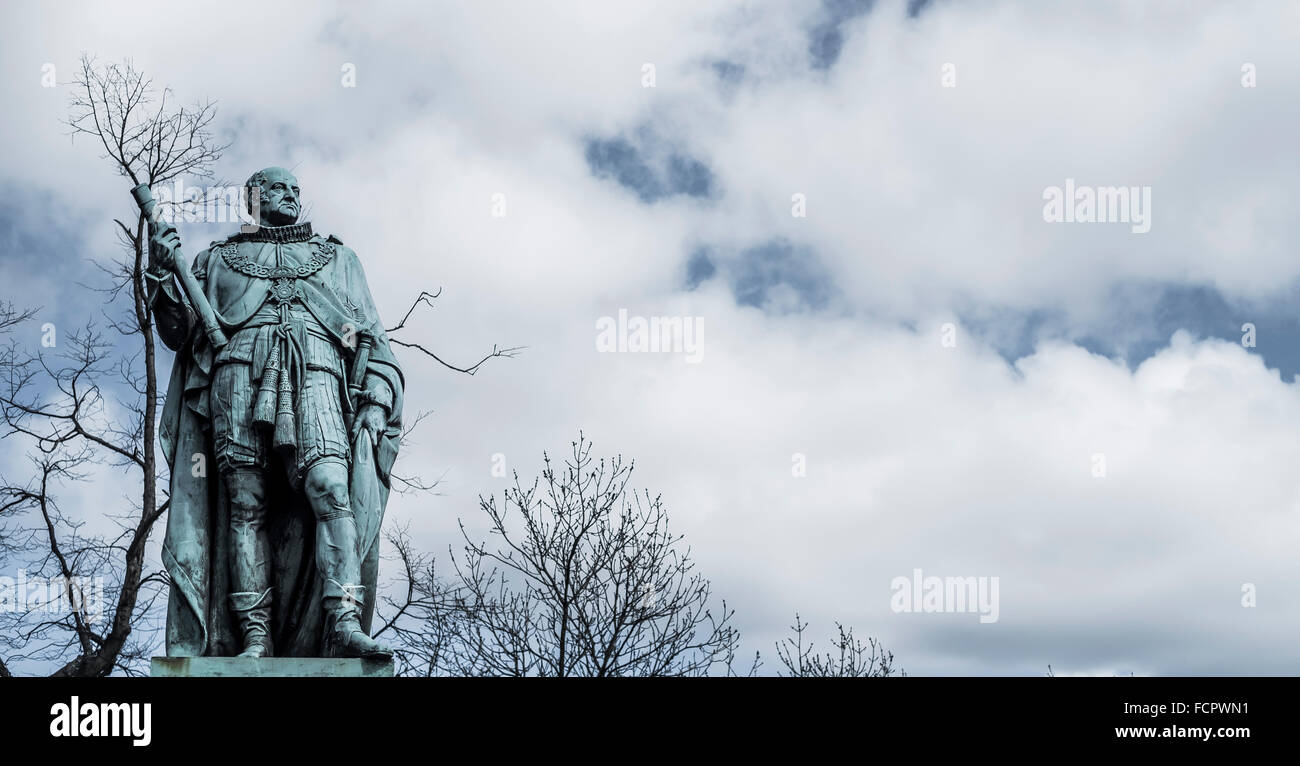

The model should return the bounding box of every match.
[2,0,1299,675]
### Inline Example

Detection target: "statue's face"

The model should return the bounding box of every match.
[253,168,300,226]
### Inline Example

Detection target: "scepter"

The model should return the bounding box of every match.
[130,183,228,349]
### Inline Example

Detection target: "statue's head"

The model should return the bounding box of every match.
[245,167,300,226]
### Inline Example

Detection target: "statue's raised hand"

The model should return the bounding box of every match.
[149,222,183,274]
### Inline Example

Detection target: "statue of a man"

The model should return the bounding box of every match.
[147,167,403,659]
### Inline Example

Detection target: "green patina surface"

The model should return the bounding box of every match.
[147,167,405,671]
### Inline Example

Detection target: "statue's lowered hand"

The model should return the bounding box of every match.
[351,404,386,450]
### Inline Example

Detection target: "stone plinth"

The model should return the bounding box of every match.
[151,656,394,677]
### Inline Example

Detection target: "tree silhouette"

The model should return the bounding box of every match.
[379,434,750,676]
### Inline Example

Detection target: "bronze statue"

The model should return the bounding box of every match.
[146,167,403,659]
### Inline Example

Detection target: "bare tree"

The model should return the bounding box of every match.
[776,613,902,677]
[0,57,226,676]
[370,527,462,677]
[379,434,749,676]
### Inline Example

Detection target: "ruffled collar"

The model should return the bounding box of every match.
[234,222,314,243]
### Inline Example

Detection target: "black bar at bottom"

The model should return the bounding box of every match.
[0,676,1282,752]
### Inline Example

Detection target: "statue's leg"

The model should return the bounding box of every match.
[212,358,274,658]
[225,469,274,658]
[303,460,392,658]
[293,348,391,657]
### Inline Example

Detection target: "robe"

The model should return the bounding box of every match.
[152,224,403,656]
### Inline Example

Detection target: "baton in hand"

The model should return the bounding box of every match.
[131,183,228,349]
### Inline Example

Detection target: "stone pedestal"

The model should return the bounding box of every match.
[151,656,394,677]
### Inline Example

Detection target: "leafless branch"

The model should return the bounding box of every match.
[386,289,524,375]
[775,614,903,677]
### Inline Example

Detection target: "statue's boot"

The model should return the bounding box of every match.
[318,516,392,658]
[229,588,273,658]
[322,579,391,658]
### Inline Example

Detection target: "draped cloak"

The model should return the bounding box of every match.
[153,226,403,657]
